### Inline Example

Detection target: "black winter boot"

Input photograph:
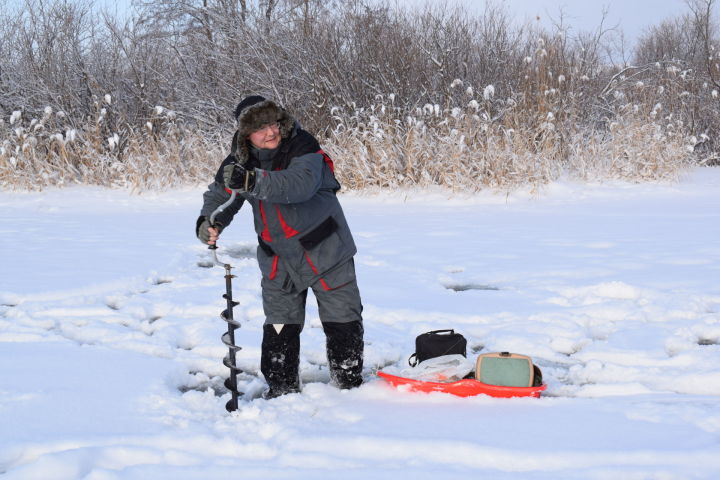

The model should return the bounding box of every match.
[322,321,364,389]
[260,323,302,398]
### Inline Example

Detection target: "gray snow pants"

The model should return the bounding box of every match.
[261,259,363,327]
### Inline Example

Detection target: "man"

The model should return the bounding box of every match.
[196,95,364,398]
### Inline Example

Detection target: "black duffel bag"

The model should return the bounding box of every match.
[408,329,467,367]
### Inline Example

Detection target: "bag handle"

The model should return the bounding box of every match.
[408,353,418,367]
[407,330,458,366]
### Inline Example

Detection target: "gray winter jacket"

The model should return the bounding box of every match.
[199,128,357,292]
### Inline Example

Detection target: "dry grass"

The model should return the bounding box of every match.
[0,103,225,191]
[567,115,690,182]
[324,97,691,192]
[0,93,692,192]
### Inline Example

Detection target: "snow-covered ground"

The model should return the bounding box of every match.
[1,168,719,479]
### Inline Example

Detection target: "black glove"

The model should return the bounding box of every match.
[223,163,256,192]
[196,216,223,245]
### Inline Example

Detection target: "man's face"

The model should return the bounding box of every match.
[248,122,281,149]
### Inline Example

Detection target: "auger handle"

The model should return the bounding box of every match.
[208,190,238,267]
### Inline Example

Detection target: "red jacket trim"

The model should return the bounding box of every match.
[275,206,300,238]
[318,149,335,173]
[269,255,279,280]
[259,200,272,242]
[304,252,332,290]
[304,252,319,274]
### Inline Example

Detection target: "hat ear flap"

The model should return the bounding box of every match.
[278,109,294,138]
[231,130,249,165]
[231,130,240,154]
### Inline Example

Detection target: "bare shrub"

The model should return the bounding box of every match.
[0,0,711,191]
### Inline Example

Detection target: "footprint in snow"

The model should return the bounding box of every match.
[444,282,500,292]
[177,373,228,397]
[224,245,256,259]
[178,369,263,398]
[197,244,256,268]
[470,343,485,354]
[105,299,123,311]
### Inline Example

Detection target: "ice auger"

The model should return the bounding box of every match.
[209,190,242,412]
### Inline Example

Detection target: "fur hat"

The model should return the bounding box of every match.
[231,96,295,163]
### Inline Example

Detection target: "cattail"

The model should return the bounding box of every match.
[51,133,65,146]
[22,137,37,152]
[483,85,495,100]
[107,133,120,150]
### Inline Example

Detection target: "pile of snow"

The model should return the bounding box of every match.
[1,169,719,479]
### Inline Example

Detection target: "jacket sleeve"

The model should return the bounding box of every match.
[250,152,324,204]
[200,157,245,227]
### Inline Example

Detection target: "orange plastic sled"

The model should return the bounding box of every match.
[377,371,546,398]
